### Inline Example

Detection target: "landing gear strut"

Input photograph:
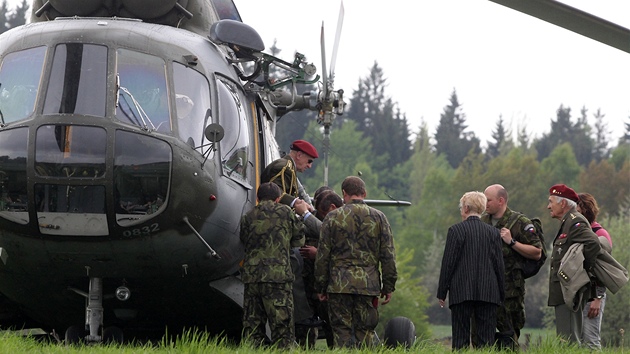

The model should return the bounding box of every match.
[67,277,123,344]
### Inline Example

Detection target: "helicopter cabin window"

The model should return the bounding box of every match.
[43,44,107,117]
[172,62,212,151]
[0,46,46,123]
[34,125,107,178]
[116,49,171,133]
[217,79,250,181]
[0,127,29,225]
[114,130,171,227]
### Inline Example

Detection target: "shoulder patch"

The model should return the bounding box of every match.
[523,223,534,232]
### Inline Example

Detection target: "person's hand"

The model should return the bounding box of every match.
[438,298,445,308]
[299,245,317,260]
[380,292,392,305]
[500,227,513,245]
[294,199,308,215]
[317,293,328,302]
[588,298,601,318]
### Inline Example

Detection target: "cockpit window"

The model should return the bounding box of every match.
[35,125,107,178]
[217,79,249,181]
[173,62,212,151]
[116,49,171,133]
[114,130,171,227]
[44,44,107,117]
[0,46,46,123]
[0,127,29,224]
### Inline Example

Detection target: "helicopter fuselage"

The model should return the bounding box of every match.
[0,15,275,337]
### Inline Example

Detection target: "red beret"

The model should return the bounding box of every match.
[549,184,579,203]
[290,140,318,158]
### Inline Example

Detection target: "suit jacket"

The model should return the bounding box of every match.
[437,216,505,307]
[547,208,601,306]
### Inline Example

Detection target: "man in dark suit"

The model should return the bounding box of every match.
[547,184,601,344]
[437,191,505,350]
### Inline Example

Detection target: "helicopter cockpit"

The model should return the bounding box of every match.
[0,30,236,235]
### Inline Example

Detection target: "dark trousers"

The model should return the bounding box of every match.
[451,301,498,350]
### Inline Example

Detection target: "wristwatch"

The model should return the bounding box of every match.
[509,239,516,248]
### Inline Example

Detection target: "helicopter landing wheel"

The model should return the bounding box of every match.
[65,325,87,345]
[103,326,124,344]
[383,316,416,349]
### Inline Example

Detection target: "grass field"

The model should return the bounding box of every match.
[0,326,625,353]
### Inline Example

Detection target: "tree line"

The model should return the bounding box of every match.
[279,61,629,346]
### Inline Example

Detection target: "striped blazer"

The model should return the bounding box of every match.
[437,216,505,307]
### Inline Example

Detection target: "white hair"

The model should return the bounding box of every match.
[552,195,577,209]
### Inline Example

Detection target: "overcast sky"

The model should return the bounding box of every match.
[7,0,629,148]
[235,0,630,147]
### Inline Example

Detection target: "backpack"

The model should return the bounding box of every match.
[507,213,547,279]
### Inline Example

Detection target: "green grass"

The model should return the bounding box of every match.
[0,327,626,353]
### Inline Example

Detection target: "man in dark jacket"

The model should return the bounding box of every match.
[547,184,601,344]
[437,191,505,350]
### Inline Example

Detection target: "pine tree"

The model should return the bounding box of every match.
[487,115,514,158]
[346,62,411,169]
[434,89,480,168]
[592,108,610,161]
[533,105,593,165]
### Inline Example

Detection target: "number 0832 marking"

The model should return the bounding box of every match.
[122,223,160,237]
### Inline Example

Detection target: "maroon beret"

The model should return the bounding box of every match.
[549,184,579,203]
[290,140,318,158]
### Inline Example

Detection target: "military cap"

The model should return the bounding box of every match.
[549,184,579,203]
[290,140,318,158]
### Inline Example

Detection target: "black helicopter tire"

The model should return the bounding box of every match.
[383,316,416,349]
[65,325,86,345]
[103,326,124,344]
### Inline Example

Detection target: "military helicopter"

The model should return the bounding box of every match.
[0,0,360,344]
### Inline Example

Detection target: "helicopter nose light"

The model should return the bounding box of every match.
[209,194,217,201]
[115,286,131,301]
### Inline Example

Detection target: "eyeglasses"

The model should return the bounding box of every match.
[298,151,313,164]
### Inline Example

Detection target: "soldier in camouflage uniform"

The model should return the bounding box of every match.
[314,176,397,348]
[239,182,305,348]
[480,184,543,349]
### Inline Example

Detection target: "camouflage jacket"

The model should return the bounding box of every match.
[314,200,397,296]
[239,200,305,283]
[481,208,542,298]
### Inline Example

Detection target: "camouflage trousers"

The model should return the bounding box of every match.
[471,295,524,350]
[327,293,379,348]
[497,295,525,339]
[242,282,295,349]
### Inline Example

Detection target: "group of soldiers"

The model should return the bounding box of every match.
[239,140,397,349]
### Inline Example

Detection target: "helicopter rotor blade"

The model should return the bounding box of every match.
[329,1,344,83]
[320,22,328,98]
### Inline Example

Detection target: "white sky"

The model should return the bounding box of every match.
[235,0,630,147]
[7,1,629,147]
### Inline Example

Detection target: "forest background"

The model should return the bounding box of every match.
[1,0,628,348]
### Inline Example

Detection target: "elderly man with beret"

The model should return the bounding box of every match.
[261,139,318,208]
[547,184,601,344]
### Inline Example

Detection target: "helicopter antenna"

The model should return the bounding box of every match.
[319,1,345,186]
